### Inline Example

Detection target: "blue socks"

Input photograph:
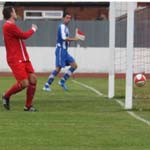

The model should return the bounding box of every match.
[61,67,76,82]
[46,67,76,86]
[47,70,58,85]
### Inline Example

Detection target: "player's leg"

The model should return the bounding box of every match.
[43,67,61,91]
[2,63,29,110]
[43,46,62,91]
[24,73,37,111]
[63,62,78,81]
[24,61,38,111]
[59,54,77,91]
[2,79,29,110]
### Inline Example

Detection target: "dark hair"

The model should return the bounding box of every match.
[63,12,71,18]
[3,6,13,20]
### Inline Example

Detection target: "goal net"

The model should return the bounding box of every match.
[109,2,150,110]
[133,5,150,110]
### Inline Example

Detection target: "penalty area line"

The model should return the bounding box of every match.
[72,79,150,126]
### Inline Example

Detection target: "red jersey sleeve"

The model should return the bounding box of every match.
[8,24,35,39]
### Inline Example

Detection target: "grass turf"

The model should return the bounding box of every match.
[0,77,150,150]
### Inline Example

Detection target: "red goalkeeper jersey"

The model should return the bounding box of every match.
[3,21,35,63]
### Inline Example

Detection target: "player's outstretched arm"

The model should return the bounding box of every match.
[9,23,38,39]
[65,37,79,42]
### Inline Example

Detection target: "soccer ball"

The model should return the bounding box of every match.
[134,74,146,87]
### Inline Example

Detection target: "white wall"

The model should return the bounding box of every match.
[0,47,110,73]
[1,46,149,74]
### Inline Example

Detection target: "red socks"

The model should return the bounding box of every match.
[25,83,36,108]
[4,82,24,98]
[4,82,36,108]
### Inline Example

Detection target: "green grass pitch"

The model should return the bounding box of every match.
[0,77,150,150]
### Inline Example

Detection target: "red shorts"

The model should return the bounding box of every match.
[8,61,35,81]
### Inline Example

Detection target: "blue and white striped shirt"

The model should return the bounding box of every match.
[56,23,69,50]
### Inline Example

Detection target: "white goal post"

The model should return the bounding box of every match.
[108,2,137,109]
[108,2,115,99]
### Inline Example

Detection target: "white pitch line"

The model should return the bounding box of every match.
[72,80,103,96]
[72,80,150,126]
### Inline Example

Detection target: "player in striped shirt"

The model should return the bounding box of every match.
[43,13,79,91]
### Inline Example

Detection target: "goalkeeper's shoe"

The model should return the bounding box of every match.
[24,106,38,112]
[58,79,68,91]
[43,83,51,92]
[2,95,10,110]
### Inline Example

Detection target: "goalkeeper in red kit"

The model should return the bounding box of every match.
[2,6,38,111]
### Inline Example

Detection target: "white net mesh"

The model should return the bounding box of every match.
[114,2,150,109]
